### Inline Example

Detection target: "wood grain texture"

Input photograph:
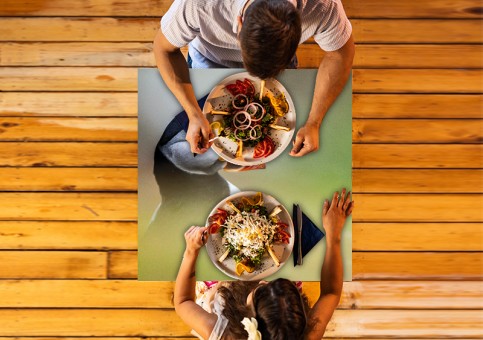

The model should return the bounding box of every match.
[352,19,483,43]
[0,67,137,91]
[0,309,479,337]
[3,68,481,93]
[353,169,483,193]
[353,94,483,118]
[0,142,137,167]
[353,194,482,222]
[0,251,107,279]
[2,18,481,43]
[0,193,137,221]
[3,43,482,69]
[353,144,483,168]
[353,223,483,251]
[353,69,483,93]
[353,252,482,280]
[108,251,137,279]
[1,0,482,18]
[0,92,137,117]
[0,221,136,249]
[0,117,137,141]
[344,0,483,18]
[109,250,483,280]
[2,93,479,119]
[0,168,137,191]
[1,280,481,309]
[299,44,483,69]
[353,119,483,143]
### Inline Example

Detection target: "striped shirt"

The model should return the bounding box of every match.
[161,0,352,68]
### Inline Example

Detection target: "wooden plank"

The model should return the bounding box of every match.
[353,169,483,193]
[0,67,137,92]
[1,18,481,43]
[0,42,155,67]
[109,251,137,279]
[0,92,137,117]
[344,0,483,18]
[2,68,481,93]
[3,43,482,69]
[0,0,481,18]
[0,309,479,337]
[0,0,171,16]
[353,144,483,168]
[0,193,137,221]
[298,44,483,69]
[0,18,160,42]
[0,142,137,167]
[353,94,483,119]
[353,119,483,143]
[353,69,483,93]
[0,168,137,191]
[0,117,137,141]
[353,223,482,251]
[0,221,136,250]
[353,194,482,222]
[1,280,481,309]
[353,252,482,280]
[0,251,106,279]
[110,250,483,280]
[352,19,483,43]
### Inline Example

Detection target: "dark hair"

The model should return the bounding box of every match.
[218,281,260,339]
[254,278,308,339]
[240,0,301,79]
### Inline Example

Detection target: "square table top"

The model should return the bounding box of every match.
[138,68,352,281]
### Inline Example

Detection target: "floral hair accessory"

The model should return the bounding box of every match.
[241,317,262,340]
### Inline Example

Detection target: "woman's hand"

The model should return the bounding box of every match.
[322,188,353,242]
[184,225,209,256]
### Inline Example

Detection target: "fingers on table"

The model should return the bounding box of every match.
[323,199,329,215]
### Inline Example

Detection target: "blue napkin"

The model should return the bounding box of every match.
[293,205,325,266]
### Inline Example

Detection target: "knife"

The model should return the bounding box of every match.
[296,204,303,265]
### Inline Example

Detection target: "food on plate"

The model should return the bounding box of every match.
[213,78,290,159]
[207,192,291,276]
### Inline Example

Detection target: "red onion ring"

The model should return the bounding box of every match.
[249,125,262,140]
[233,111,251,129]
[232,94,248,109]
[233,128,251,141]
[244,102,265,122]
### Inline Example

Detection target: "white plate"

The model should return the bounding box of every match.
[203,72,296,166]
[205,191,294,281]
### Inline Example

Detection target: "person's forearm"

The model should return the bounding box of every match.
[153,32,202,120]
[306,38,354,128]
[320,233,343,297]
[174,249,199,307]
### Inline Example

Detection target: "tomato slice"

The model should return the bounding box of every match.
[225,84,239,96]
[208,223,221,234]
[243,78,255,96]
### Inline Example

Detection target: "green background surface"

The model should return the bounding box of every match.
[138,68,352,281]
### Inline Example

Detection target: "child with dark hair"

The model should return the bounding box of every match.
[174,189,353,339]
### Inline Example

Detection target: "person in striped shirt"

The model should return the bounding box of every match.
[154,0,354,157]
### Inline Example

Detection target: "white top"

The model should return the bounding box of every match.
[161,0,352,68]
[192,282,229,340]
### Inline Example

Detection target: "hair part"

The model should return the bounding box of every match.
[240,0,302,79]
[253,278,309,339]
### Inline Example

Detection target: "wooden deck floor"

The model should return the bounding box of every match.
[0,0,482,338]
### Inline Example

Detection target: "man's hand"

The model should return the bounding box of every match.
[322,188,353,241]
[186,114,214,154]
[289,122,320,157]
